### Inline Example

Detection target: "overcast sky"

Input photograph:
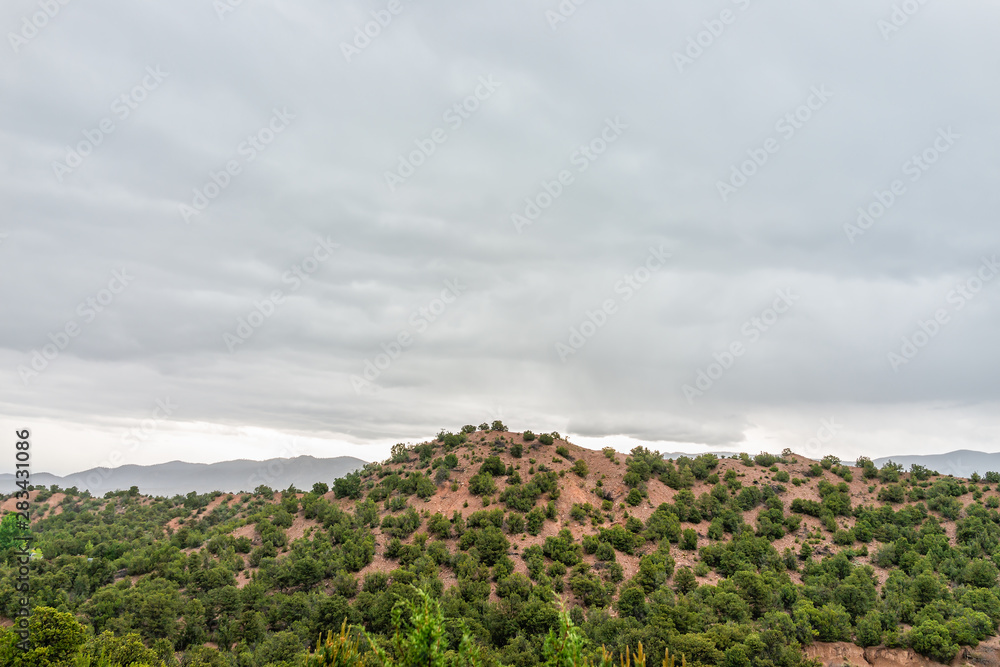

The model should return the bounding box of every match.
[2,0,999,476]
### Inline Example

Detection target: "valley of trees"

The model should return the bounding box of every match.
[3,425,1000,666]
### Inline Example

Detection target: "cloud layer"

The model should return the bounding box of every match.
[3,0,999,474]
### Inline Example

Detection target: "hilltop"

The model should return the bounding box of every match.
[3,425,1000,667]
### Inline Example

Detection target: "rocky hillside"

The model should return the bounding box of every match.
[3,427,1000,667]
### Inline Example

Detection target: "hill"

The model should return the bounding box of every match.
[0,455,366,497]
[2,427,1000,667]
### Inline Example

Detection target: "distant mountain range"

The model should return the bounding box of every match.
[669,449,1000,479]
[872,450,1000,478]
[0,455,366,497]
[660,449,1000,479]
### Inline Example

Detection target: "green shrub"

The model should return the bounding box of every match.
[908,620,959,663]
[832,529,854,545]
[333,473,362,499]
[878,484,905,503]
[674,566,697,594]
[360,587,481,666]
[680,529,697,551]
[543,529,582,567]
[880,462,902,483]
[754,453,779,467]
[526,507,546,535]
[479,456,506,477]
[595,542,615,562]
[468,473,496,496]
[427,512,451,539]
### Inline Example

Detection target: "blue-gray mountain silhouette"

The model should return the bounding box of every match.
[0,455,365,497]
[873,450,1000,478]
